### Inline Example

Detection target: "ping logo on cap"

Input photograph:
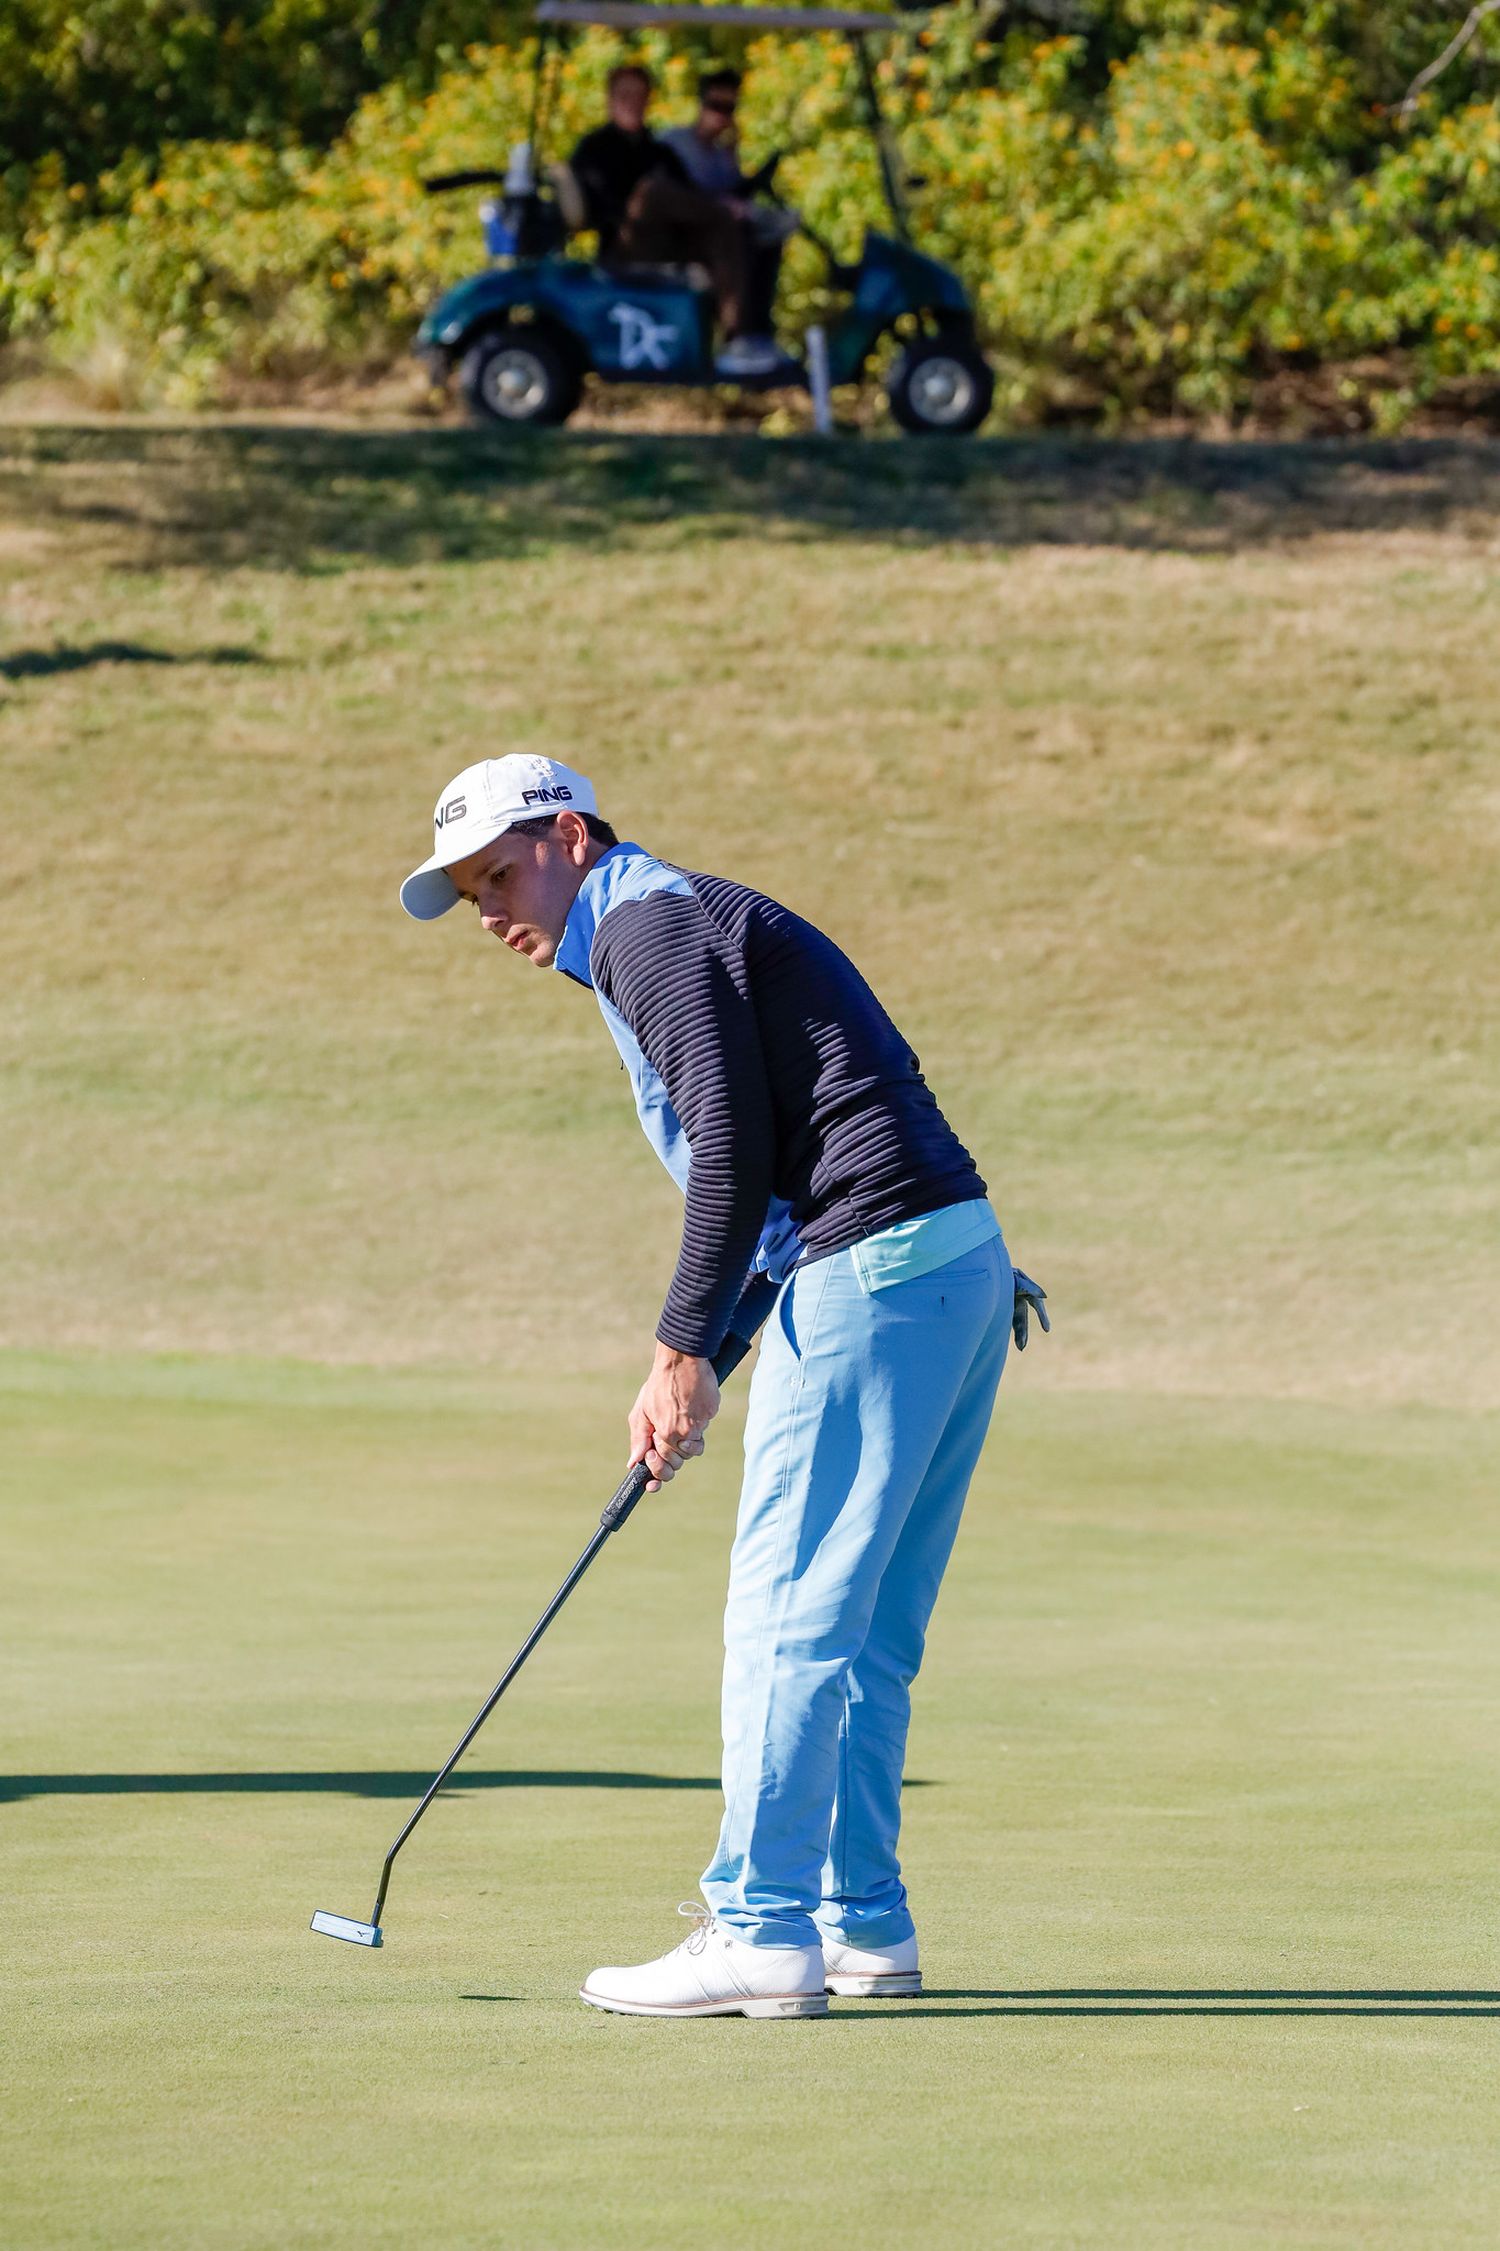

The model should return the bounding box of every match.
[522,785,573,806]
[436,795,468,827]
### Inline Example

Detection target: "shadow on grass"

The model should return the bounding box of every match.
[5,424,1500,573]
[0,639,266,680]
[835,1988,1500,2019]
[0,1768,720,1803]
[451,1987,1500,2017]
[1,1771,931,1803]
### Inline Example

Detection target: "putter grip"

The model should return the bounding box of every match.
[598,1277,781,1535]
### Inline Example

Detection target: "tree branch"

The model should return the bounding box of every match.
[1398,0,1500,123]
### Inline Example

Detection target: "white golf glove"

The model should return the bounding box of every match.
[1011,1269,1050,1351]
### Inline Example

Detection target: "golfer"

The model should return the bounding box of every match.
[401,754,1046,2019]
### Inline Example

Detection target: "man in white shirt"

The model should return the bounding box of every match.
[662,69,795,351]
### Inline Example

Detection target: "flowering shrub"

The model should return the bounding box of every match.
[5,4,1500,423]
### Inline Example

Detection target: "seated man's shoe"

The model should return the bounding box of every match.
[714,334,783,378]
[581,1904,828,2019]
[821,1931,922,1997]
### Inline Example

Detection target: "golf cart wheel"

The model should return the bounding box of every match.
[459,326,581,428]
[886,335,994,437]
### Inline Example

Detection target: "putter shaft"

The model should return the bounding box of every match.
[313,1277,777,1947]
[367,1475,639,1930]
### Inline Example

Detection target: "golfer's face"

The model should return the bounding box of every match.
[446,831,575,966]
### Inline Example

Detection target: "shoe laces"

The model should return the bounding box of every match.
[674,1901,715,1956]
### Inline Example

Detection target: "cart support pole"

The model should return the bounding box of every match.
[807,325,834,434]
[525,20,554,167]
[854,33,910,245]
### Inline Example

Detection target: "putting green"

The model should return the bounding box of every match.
[2,426,1498,2244]
[5,1361,1498,2247]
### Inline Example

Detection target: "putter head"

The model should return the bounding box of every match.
[310,1910,382,1947]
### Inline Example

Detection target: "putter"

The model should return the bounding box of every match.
[311,1277,777,1949]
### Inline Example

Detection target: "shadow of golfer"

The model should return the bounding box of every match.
[1,1771,932,1804]
[0,1769,721,1804]
[831,1987,1500,2018]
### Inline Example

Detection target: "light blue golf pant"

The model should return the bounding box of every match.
[700,1231,1013,1951]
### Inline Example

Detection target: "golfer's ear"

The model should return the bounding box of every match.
[556,809,591,860]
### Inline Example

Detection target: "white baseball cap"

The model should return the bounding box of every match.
[399,755,598,921]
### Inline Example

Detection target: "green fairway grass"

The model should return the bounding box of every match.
[6,1363,1498,2249]
[2,425,1498,2246]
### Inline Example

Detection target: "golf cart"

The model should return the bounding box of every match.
[414,0,995,433]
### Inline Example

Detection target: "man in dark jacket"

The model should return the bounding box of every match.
[569,62,777,377]
[401,754,1047,2018]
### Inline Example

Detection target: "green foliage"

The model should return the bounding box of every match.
[0,0,525,172]
[6,2,1500,422]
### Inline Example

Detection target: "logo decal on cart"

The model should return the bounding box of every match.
[609,303,678,371]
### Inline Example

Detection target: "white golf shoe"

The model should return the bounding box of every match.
[580,1904,828,2019]
[821,1932,922,1997]
[714,335,784,379]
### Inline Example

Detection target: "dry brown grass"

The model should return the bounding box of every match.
[1,424,1496,1407]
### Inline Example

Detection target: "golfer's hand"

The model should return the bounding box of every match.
[1012,1269,1051,1351]
[628,1345,720,1493]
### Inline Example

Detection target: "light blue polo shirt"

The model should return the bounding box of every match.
[848,1198,1002,1294]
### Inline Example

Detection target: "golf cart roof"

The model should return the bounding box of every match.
[536,1,901,33]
